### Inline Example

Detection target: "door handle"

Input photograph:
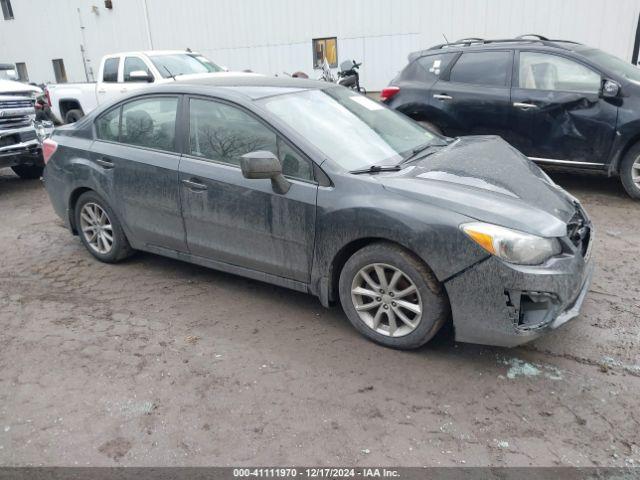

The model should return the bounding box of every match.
[120,88,128,93]
[433,94,453,100]
[513,102,538,110]
[181,178,208,191]
[97,89,106,94]
[95,158,114,169]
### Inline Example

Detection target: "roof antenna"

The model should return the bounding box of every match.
[442,33,450,44]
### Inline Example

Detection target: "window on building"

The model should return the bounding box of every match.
[120,96,178,152]
[519,52,601,94]
[449,51,512,87]
[313,37,338,69]
[1,0,14,20]
[124,56,152,82]
[52,59,68,83]
[102,57,119,83]
[15,62,28,81]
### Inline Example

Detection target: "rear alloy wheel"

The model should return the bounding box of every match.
[620,142,640,200]
[74,191,134,263]
[65,109,84,124]
[339,242,449,349]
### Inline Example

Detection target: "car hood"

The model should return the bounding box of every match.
[378,136,577,237]
[0,79,41,95]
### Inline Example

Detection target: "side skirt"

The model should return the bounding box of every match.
[143,244,311,295]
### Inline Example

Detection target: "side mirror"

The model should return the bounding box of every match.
[240,150,290,194]
[601,79,620,98]
[129,70,153,83]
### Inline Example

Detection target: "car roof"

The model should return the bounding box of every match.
[168,74,333,99]
[408,36,590,61]
[107,50,203,57]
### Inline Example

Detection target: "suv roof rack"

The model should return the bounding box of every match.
[425,35,581,51]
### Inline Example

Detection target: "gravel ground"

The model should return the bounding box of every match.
[0,168,639,467]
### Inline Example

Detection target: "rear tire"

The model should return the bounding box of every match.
[417,120,443,135]
[338,242,449,349]
[65,108,84,124]
[74,191,134,263]
[11,163,44,179]
[620,142,640,200]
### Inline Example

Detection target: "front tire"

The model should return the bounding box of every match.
[74,191,134,263]
[620,142,640,200]
[338,242,449,349]
[11,163,44,179]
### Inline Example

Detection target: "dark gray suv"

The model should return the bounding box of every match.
[382,35,640,199]
[42,76,593,349]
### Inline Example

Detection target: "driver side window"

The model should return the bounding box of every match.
[124,56,152,82]
[519,52,601,94]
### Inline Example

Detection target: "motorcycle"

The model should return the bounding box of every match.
[337,59,365,93]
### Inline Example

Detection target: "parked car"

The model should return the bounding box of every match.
[42,76,593,349]
[381,35,640,199]
[0,74,47,179]
[46,50,251,124]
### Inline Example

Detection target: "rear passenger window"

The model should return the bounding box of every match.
[189,98,277,167]
[400,53,456,83]
[120,97,178,152]
[102,57,119,83]
[449,51,512,86]
[95,107,120,142]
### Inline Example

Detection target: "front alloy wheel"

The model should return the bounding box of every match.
[351,263,422,337]
[339,242,449,349]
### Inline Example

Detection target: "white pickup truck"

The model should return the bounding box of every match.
[47,50,250,123]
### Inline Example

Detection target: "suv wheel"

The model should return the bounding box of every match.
[621,142,640,200]
[11,163,44,179]
[74,191,134,263]
[338,242,449,349]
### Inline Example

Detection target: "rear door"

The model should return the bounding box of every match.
[91,94,187,251]
[510,50,617,164]
[97,56,125,105]
[179,96,318,282]
[429,50,514,140]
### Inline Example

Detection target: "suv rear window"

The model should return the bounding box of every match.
[401,53,456,83]
[449,51,512,86]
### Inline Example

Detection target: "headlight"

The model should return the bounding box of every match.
[461,222,561,265]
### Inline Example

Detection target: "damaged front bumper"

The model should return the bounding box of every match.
[445,232,594,348]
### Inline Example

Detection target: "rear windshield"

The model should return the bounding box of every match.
[581,48,640,83]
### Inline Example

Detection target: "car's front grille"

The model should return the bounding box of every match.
[0,116,32,129]
[0,99,34,109]
[567,205,590,257]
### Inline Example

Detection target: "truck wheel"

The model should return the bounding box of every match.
[620,142,640,200]
[338,242,449,350]
[417,120,443,135]
[11,164,44,180]
[65,109,84,124]
[74,191,134,263]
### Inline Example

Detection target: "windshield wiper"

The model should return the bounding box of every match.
[350,165,402,175]
[163,66,177,80]
[398,141,448,166]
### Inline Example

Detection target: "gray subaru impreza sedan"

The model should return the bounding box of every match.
[41,76,593,349]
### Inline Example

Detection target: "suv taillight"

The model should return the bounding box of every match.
[380,86,400,102]
[42,138,58,164]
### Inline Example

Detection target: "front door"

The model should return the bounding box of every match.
[429,50,514,140]
[179,97,317,283]
[510,50,617,164]
[92,95,186,251]
[97,56,126,105]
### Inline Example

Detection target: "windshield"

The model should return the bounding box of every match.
[149,53,224,78]
[258,87,436,170]
[0,68,18,81]
[582,48,640,83]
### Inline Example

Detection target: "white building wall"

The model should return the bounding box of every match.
[1,0,639,90]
